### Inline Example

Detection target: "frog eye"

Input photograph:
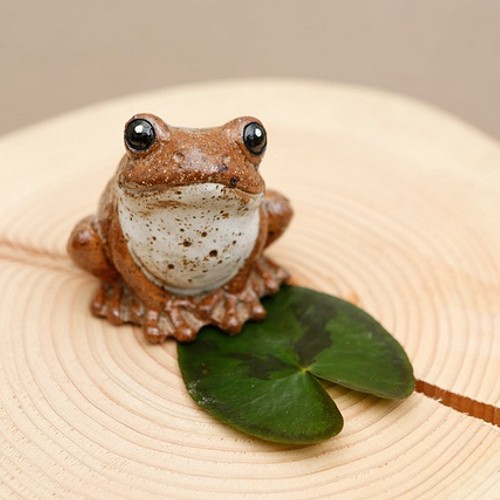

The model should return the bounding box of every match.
[125,118,156,151]
[243,122,267,155]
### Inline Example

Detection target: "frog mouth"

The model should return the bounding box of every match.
[119,182,264,209]
[120,182,263,204]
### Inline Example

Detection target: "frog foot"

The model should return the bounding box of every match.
[198,290,262,334]
[143,298,206,344]
[197,255,290,334]
[91,280,144,328]
[91,282,206,342]
[91,281,126,326]
[252,255,290,295]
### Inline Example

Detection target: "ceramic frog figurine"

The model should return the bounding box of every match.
[68,114,293,342]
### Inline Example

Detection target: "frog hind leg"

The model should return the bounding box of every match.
[263,189,293,248]
[67,215,118,282]
[67,216,127,323]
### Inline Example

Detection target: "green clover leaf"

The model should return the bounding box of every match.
[178,286,414,444]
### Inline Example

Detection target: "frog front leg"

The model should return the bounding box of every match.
[214,195,292,333]
[224,190,292,295]
[228,189,293,295]
[105,213,207,343]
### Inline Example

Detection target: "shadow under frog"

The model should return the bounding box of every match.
[67,114,293,342]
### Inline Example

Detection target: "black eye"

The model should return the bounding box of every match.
[125,118,155,151]
[243,122,267,155]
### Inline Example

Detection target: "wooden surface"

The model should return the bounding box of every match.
[0,79,499,498]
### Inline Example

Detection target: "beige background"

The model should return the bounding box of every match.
[1,0,499,139]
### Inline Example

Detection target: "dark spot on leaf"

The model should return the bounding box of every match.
[230,353,292,380]
[182,240,192,247]
[209,250,218,257]
[293,301,335,368]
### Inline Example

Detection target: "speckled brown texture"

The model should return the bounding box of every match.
[67,114,293,342]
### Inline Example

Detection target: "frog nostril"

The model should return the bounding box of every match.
[229,176,240,188]
[173,152,184,164]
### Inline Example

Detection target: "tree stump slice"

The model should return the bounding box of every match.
[0,79,498,498]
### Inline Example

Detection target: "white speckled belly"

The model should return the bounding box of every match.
[117,183,262,295]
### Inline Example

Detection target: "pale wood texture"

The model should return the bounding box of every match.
[0,79,499,498]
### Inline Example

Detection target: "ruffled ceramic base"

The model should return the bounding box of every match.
[90,255,290,342]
